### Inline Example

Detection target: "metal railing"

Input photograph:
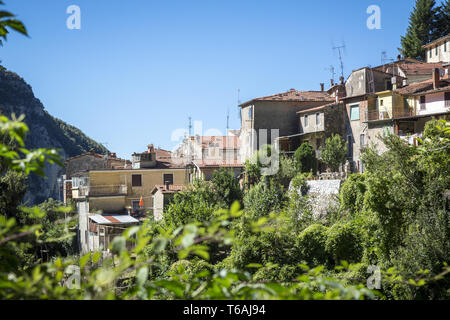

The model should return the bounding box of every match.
[366,109,415,121]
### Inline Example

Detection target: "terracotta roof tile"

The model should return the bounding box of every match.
[395,78,450,95]
[240,89,333,106]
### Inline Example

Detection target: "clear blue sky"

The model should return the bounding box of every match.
[1,0,421,159]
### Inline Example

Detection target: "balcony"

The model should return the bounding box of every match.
[366,109,415,121]
[77,185,128,198]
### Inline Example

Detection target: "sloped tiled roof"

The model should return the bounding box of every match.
[240,89,333,106]
[395,78,450,95]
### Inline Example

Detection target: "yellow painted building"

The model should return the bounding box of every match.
[73,168,188,214]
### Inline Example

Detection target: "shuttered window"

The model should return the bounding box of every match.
[132,174,142,187]
[163,174,174,185]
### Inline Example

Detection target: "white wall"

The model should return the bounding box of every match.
[426,40,450,63]
[419,92,449,115]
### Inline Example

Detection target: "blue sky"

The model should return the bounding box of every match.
[0,0,421,159]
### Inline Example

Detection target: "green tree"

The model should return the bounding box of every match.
[0,1,28,46]
[163,179,217,227]
[400,0,441,60]
[294,142,317,173]
[437,0,450,36]
[211,168,242,208]
[320,134,347,172]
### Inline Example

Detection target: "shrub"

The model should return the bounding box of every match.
[243,180,285,218]
[339,174,367,216]
[320,134,347,172]
[211,168,243,208]
[296,224,328,267]
[325,223,363,266]
[294,142,317,173]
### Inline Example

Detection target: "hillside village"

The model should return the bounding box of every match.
[63,34,450,254]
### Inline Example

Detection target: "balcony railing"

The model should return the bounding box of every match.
[78,185,127,197]
[366,109,415,121]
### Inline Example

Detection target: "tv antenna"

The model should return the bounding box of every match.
[226,107,230,134]
[325,65,336,85]
[188,117,192,137]
[237,88,242,123]
[381,51,396,75]
[333,42,346,79]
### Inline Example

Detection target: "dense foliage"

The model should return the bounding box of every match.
[320,134,347,172]
[294,142,317,173]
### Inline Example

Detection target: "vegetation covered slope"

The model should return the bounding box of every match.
[0,65,108,204]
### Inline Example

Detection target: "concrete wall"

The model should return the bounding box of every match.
[87,169,187,213]
[345,97,369,172]
[345,69,393,98]
[153,190,164,221]
[418,92,450,115]
[299,111,325,134]
[240,100,330,161]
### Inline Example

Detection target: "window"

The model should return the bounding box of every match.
[163,173,174,185]
[350,104,360,120]
[420,96,426,110]
[248,106,252,119]
[131,174,142,187]
[436,45,438,55]
[304,115,309,127]
[360,134,365,149]
[445,41,447,52]
[380,99,384,106]
[132,200,141,211]
[316,113,320,125]
[430,49,432,58]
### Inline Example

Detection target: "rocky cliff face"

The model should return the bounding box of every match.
[0,66,108,204]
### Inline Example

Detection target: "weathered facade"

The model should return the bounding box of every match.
[239,89,333,161]
[424,34,450,64]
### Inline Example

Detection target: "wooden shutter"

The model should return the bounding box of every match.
[132,174,142,187]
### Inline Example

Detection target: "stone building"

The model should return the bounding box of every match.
[238,88,334,161]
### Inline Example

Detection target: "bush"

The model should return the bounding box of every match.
[211,168,243,208]
[294,142,317,173]
[296,224,328,267]
[243,180,285,219]
[325,223,363,266]
[320,134,347,172]
[339,174,367,216]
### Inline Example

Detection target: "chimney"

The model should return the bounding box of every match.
[339,76,345,85]
[397,54,401,61]
[320,83,324,91]
[330,79,334,86]
[432,68,440,89]
[147,144,154,153]
[110,152,117,158]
